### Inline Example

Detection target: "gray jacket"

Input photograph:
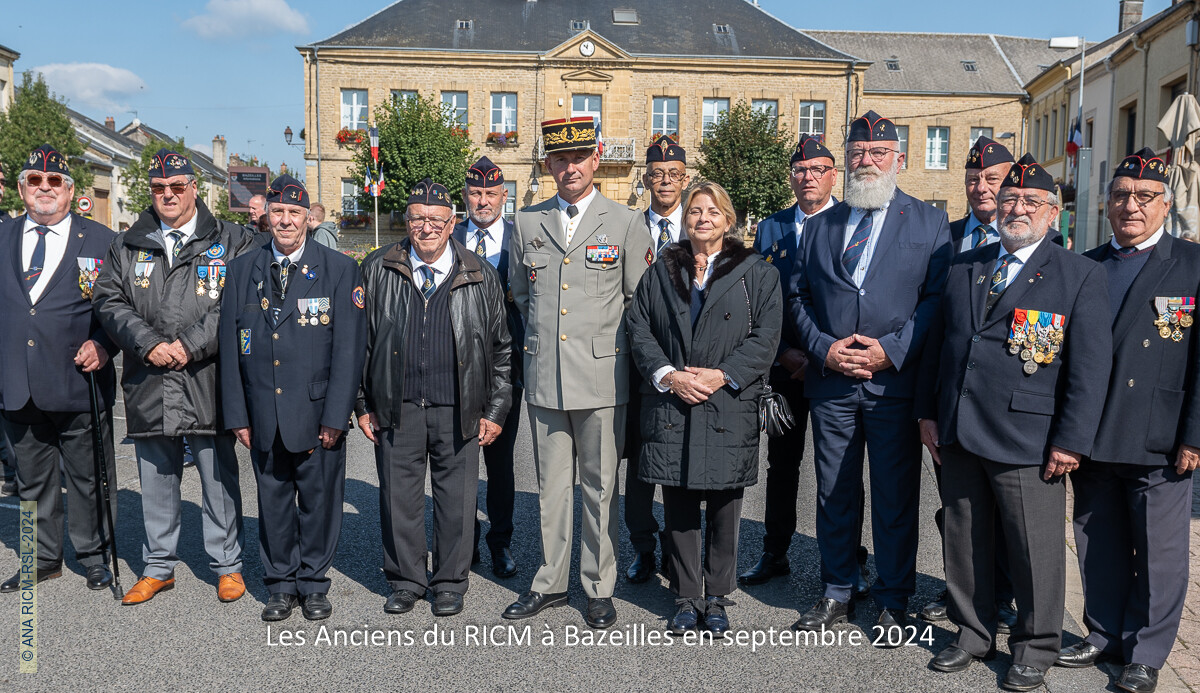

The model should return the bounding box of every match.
[311,221,339,250]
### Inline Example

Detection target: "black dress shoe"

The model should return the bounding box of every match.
[301,593,332,621]
[491,547,517,578]
[384,589,422,614]
[921,590,949,622]
[0,567,63,593]
[1001,664,1045,692]
[669,600,699,634]
[996,600,1018,634]
[431,591,464,617]
[738,552,790,586]
[1056,640,1110,668]
[1117,663,1158,693]
[585,597,617,629]
[626,552,656,583]
[1,479,15,496]
[792,597,853,631]
[930,645,993,673]
[86,564,113,590]
[703,596,732,634]
[853,573,872,600]
[262,592,299,621]
[503,590,568,619]
[872,608,908,648]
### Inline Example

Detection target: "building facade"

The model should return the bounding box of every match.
[0,43,17,115]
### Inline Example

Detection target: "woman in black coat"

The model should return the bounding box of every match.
[627,181,781,634]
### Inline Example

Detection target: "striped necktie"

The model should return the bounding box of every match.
[23,226,49,293]
[474,229,487,258]
[418,265,436,300]
[973,224,991,248]
[167,229,185,259]
[986,253,1018,314]
[842,211,873,273]
[656,218,671,257]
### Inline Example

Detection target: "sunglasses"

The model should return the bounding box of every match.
[150,182,190,196]
[25,174,65,189]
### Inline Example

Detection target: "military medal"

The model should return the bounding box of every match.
[1023,360,1039,375]
[1173,328,1184,341]
[1160,325,1173,338]
[134,261,154,288]
[261,297,270,311]
[76,257,101,299]
[318,297,330,325]
[197,265,208,295]
[206,259,224,299]
[297,298,309,325]
[308,298,320,326]
[1008,309,1029,356]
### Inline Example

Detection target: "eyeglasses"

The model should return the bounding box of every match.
[1108,190,1164,208]
[407,217,453,229]
[997,195,1050,212]
[150,182,190,196]
[25,174,65,189]
[790,165,835,179]
[646,170,686,182]
[845,148,898,164]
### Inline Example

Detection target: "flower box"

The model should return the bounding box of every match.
[336,128,365,145]
[486,131,519,146]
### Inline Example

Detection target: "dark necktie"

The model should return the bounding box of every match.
[269,258,291,324]
[1112,245,1139,259]
[842,211,873,274]
[566,204,579,219]
[23,225,49,293]
[418,265,436,300]
[656,218,671,257]
[475,229,487,258]
[986,253,1018,314]
[973,224,991,248]
[167,229,185,260]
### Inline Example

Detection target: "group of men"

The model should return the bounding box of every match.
[0,104,1194,693]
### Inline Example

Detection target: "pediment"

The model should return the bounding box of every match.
[561,69,613,82]
[544,30,630,62]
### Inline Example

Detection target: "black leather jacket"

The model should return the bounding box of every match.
[356,238,511,438]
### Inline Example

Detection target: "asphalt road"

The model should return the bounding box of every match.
[0,400,1129,692]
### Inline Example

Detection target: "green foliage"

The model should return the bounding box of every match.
[212,186,247,224]
[697,100,794,224]
[0,71,95,214]
[349,93,476,217]
[120,135,208,215]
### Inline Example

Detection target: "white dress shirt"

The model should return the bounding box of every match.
[272,241,306,266]
[844,197,893,288]
[22,215,72,304]
[958,211,1000,253]
[556,187,598,245]
[648,205,685,248]
[465,217,505,269]
[993,236,1046,288]
[409,243,456,292]
[160,212,199,267]
[1110,226,1164,251]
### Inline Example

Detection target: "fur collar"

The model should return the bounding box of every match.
[660,238,756,303]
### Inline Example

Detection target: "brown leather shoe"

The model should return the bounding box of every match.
[217,573,245,602]
[121,576,174,605]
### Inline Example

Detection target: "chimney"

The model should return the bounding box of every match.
[1119,0,1144,32]
[211,135,227,172]
[104,117,115,131]
[279,162,289,175]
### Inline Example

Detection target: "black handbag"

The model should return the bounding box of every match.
[741,279,795,438]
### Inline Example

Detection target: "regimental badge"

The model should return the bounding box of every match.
[205,243,225,260]
[645,247,654,267]
[530,238,544,250]
[261,297,270,311]
[596,234,608,244]
[529,268,537,283]
[765,254,774,264]
[352,286,365,309]
[1154,296,1195,338]
[239,329,251,355]
[136,250,153,262]
[76,257,102,299]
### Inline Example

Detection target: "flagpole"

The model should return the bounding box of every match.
[369,125,380,249]
[373,164,379,249]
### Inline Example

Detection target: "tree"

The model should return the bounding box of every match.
[0,71,94,214]
[348,93,476,218]
[697,100,794,226]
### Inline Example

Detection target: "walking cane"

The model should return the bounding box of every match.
[88,371,123,599]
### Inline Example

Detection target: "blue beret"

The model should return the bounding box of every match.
[847,110,899,143]
[465,156,505,188]
[266,174,310,209]
[408,177,452,208]
[22,144,70,176]
[966,136,1014,169]
[646,135,686,164]
[791,134,834,165]
[1114,147,1168,184]
[147,148,195,179]
[1000,154,1057,193]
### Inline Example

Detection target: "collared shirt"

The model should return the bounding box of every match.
[648,205,685,246]
[159,212,199,267]
[465,216,505,269]
[651,250,739,392]
[556,187,598,245]
[843,196,893,287]
[22,215,71,303]
[993,235,1046,288]
[793,197,837,241]
[272,241,306,266]
[958,210,1000,253]
[409,242,455,292]
[1110,226,1164,252]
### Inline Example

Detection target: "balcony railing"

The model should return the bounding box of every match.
[535,137,637,163]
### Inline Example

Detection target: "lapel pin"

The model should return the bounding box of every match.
[976,275,985,284]
[1028,278,1034,283]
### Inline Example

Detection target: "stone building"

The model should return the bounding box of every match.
[0,43,17,115]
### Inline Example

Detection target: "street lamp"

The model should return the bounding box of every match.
[283,125,304,149]
[635,176,645,198]
[528,175,539,195]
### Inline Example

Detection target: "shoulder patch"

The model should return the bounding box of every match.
[352,285,365,309]
[645,247,654,267]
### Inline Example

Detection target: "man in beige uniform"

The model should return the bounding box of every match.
[502,117,652,629]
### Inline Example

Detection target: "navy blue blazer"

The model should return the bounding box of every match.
[914,239,1112,464]
[453,218,525,385]
[0,213,116,412]
[754,201,835,355]
[219,240,366,453]
[787,189,952,399]
[1085,233,1200,466]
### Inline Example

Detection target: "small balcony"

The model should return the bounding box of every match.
[534,136,637,163]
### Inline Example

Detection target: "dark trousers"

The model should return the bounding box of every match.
[251,433,345,596]
[809,389,921,608]
[942,444,1064,671]
[761,371,812,557]
[933,459,1014,604]
[662,485,744,599]
[474,385,521,551]
[377,402,479,596]
[1072,461,1193,670]
[624,378,661,555]
[3,403,116,571]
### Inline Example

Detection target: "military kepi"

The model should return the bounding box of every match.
[408,177,452,208]
[966,136,1014,169]
[791,134,834,165]
[266,174,310,209]
[147,148,195,179]
[465,156,504,188]
[22,144,71,176]
[847,110,898,142]
[1000,153,1056,193]
[645,135,686,164]
[540,116,598,154]
[1114,147,1168,183]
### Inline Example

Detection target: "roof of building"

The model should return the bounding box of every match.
[0,43,18,60]
[808,31,1074,95]
[310,0,855,61]
[67,107,142,157]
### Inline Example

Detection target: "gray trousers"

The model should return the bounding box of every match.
[3,405,116,571]
[134,435,243,580]
[941,444,1065,671]
[376,403,479,596]
[529,404,624,599]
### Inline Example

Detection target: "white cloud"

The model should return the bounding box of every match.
[33,63,147,113]
[183,0,309,40]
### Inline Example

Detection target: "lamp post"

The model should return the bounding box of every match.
[283,126,304,150]
[634,174,645,199]
[528,175,539,196]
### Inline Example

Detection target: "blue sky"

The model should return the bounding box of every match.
[0,0,1172,178]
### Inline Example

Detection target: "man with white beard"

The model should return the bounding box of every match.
[787,111,952,641]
